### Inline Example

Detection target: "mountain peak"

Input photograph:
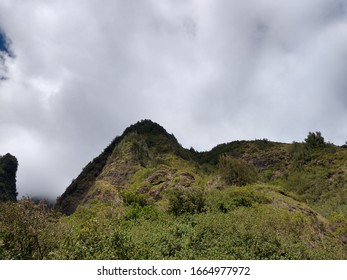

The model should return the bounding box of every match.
[55,120,188,214]
[122,119,176,140]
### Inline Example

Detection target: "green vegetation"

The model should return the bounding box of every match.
[1,185,346,260]
[0,198,62,259]
[304,131,326,149]
[218,155,257,186]
[167,187,206,216]
[1,122,347,260]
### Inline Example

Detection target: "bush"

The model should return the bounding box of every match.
[206,187,272,213]
[188,206,344,259]
[289,142,310,163]
[305,132,326,149]
[55,218,130,260]
[218,155,257,186]
[121,190,152,207]
[0,198,62,259]
[167,187,206,216]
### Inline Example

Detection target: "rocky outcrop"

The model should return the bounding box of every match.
[0,153,18,202]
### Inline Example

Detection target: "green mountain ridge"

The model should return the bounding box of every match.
[1,120,347,259]
[56,120,347,219]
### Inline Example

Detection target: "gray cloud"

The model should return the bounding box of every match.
[0,0,346,199]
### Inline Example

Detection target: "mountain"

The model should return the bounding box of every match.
[56,120,347,219]
[2,120,347,259]
[55,120,191,215]
[0,153,18,202]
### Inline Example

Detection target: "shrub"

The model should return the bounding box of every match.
[167,187,206,216]
[0,198,62,259]
[304,131,326,149]
[218,155,257,186]
[206,187,272,213]
[55,217,131,260]
[289,141,310,163]
[121,190,152,207]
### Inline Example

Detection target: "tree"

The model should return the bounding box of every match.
[304,131,326,149]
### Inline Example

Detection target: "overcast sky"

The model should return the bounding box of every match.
[1,0,347,199]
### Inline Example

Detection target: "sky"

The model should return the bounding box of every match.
[0,0,347,199]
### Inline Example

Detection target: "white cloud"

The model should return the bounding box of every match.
[0,0,346,198]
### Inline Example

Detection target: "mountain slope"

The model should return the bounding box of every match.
[55,120,193,214]
[56,121,347,221]
[3,121,347,259]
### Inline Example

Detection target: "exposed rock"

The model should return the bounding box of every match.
[149,183,170,200]
[177,172,195,187]
[147,166,174,185]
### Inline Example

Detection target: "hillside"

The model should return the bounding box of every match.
[56,120,347,219]
[55,120,191,215]
[1,120,347,259]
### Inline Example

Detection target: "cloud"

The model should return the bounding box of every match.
[0,29,12,80]
[0,0,346,199]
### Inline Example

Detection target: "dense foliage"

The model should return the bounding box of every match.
[0,198,62,259]
[304,131,326,149]
[218,155,257,186]
[1,185,346,260]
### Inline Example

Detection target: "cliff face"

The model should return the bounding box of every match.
[0,153,18,202]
